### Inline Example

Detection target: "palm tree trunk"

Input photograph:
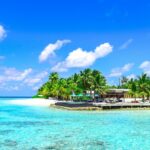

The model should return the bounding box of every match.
[134,95,136,101]
[143,95,145,102]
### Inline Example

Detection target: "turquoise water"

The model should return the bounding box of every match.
[1,98,150,150]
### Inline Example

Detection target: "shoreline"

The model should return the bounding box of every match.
[51,104,102,111]
[7,98,57,107]
[5,98,150,111]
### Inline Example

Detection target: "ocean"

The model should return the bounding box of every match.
[0,98,150,150]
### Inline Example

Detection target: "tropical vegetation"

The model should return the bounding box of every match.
[37,68,107,100]
[119,73,150,101]
[36,68,150,101]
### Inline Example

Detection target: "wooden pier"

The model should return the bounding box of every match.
[55,102,150,110]
[93,103,150,110]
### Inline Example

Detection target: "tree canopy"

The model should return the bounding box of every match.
[119,73,150,101]
[37,69,150,101]
[37,68,107,100]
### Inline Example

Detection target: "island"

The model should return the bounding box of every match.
[34,68,150,110]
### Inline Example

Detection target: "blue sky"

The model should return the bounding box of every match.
[0,0,150,96]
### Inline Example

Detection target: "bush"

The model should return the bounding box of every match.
[81,96,92,101]
[32,95,46,98]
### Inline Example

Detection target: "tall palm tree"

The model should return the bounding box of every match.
[80,68,93,90]
[38,82,51,98]
[80,68,95,98]
[49,72,59,84]
[128,78,138,100]
[137,73,149,101]
[92,70,107,99]
[120,76,128,88]
[147,77,150,100]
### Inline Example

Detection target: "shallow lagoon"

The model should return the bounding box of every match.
[0,98,150,150]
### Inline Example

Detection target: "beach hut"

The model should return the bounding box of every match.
[101,89,129,102]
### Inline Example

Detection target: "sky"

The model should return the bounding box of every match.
[0,0,150,96]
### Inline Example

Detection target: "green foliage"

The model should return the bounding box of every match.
[32,95,45,98]
[37,69,150,101]
[120,73,150,100]
[37,68,107,100]
[80,96,92,101]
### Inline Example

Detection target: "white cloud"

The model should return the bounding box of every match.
[3,68,32,81]
[119,38,133,50]
[51,62,68,72]
[32,86,40,91]
[127,74,136,80]
[0,67,32,89]
[0,84,19,91]
[139,61,150,75]
[109,63,134,77]
[8,86,19,91]
[39,40,71,62]
[24,71,48,91]
[24,71,48,86]
[0,67,32,91]
[32,83,44,91]
[24,78,41,86]
[0,25,7,40]
[51,43,113,72]
[0,67,48,91]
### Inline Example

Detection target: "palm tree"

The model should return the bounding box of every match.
[49,72,59,84]
[120,76,128,88]
[58,78,72,100]
[67,77,78,94]
[38,82,51,98]
[137,73,149,101]
[92,70,107,99]
[80,69,92,89]
[128,78,138,100]
[147,77,150,100]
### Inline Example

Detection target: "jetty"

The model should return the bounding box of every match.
[93,102,150,110]
[55,101,150,110]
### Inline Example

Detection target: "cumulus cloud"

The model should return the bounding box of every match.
[32,83,44,91]
[109,63,134,77]
[139,61,150,75]
[24,71,48,91]
[51,43,113,72]
[127,74,136,80]
[32,86,41,91]
[0,67,32,91]
[0,84,19,91]
[24,71,48,86]
[0,67,32,82]
[119,38,133,50]
[5,68,32,81]
[39,40,71,62]
[0,67,48,91]
[0,25,7,40]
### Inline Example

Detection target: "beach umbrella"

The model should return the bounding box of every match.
[77,93,83,97]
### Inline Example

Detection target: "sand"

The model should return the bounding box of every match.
[8,98,57,107]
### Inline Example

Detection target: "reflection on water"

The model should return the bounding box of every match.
[1,98,150,150]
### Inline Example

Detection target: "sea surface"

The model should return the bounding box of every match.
[0,98,150,150]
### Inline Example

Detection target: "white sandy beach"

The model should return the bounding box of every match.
[8,98,57,107]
